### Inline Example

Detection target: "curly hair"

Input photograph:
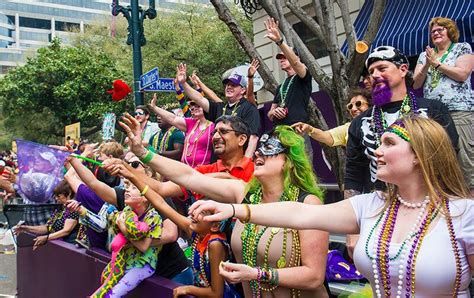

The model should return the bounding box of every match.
[248,125,324,201]
[429,17,459,43]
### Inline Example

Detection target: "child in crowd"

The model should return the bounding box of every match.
[107,161,238,297]
[90,179,162,298]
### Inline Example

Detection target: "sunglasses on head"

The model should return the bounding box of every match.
[346,100,366,110]
[126,160,144,169]
[134,111,145,116]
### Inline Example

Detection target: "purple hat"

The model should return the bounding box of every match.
[222,73,247,88]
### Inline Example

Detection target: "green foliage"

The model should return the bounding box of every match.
[0,38,127,146]
[0,4,251,149]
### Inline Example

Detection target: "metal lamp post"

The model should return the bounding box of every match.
[112,0,157,107]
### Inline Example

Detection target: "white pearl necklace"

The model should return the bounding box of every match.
[372,199,429,298]
[396,194,430,208]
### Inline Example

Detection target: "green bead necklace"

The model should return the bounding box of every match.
[279,75,296,107]
[430,43,454,89]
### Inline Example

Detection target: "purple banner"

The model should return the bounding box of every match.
[16,139,71,203]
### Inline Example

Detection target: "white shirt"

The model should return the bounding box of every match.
[350,192,473,297]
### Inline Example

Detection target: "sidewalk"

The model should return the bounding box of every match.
[0,224,17,297]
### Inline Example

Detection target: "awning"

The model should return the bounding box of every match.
[342,0,473,57]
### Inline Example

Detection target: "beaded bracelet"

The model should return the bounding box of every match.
[242,204,251,223]
[269,267,279,287]
[140,185,149,196]
[139,150,154,164]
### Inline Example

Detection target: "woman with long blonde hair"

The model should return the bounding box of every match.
[192,116,473,298]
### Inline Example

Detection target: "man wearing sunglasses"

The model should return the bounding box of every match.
[134,105,159,147]
[292,88,371,147]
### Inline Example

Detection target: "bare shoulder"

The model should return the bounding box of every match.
[302,194,323,206]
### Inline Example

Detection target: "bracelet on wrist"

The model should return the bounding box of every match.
[275,38,284,46]
[140,185,149,196]
[247,75,254,78]
[242,204,251,223]
[435,63,441,69]
[139,150,154,164]
[231,204,236,218]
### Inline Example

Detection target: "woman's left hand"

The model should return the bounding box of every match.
[188,200,234,222]
[33,235,48,250]
[219,261,257,284]
[116,212,127,234]
[173,285,190,297]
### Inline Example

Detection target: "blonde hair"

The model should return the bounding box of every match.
[99,141,124,158]
[429,17,460,43]
[384,116,469,209]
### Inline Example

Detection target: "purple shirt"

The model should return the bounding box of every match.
[76,184,107,249]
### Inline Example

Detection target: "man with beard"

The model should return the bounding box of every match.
[175,63,260,158]
[148,112,184,161]
[344,46,458,198]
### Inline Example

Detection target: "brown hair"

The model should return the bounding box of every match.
[348,88,372,106]
[99,141,124,159]
[53,180,73,198]
[429,17,459,43]
[384,116,469,210]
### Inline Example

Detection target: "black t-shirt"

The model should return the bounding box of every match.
[344,97,459,192]
[273,72,312,126]
[114,187,189,278]
[207,98,260,135]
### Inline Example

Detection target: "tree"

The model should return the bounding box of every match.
[74,4,252,107]
[209,0,387,188]
[0,38,125,146]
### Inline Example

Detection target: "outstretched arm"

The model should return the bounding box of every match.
[118,113,246,204]
[246,59,260,106]
[190,198,359,235]
[176,63,210,112]
[149,93,186,132]
[264,18,306,78]
[192,71,223,103]
[292,122,334,147]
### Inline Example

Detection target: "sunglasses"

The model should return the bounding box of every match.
[134,111,145,116]
[430,27,446,35]
[346,100,367,110]
[126,160,144,169]
[212,128,244,136]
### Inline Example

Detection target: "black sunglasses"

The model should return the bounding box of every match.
[211,128,242,136]
[346,100,367,110]
[126,160,144,169]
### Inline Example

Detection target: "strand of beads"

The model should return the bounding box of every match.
[405,203,435,297]
[192,236,210,287]
[443,198,461,297]
[372,200,399,297]
[394,199,430,298]
[396,194,429,208]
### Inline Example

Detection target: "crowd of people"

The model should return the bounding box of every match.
[0,16,472,298]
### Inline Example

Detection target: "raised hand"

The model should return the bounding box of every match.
[188,200,233,222]
[219,262,256,284]
[264,17,281,42]
[248,59,260,77]
[176,63,187,84]
[291,122,312,135]
[118,113,147,158]
[425,46,438,67]
[190,70,201,88]
[150,93,158,111]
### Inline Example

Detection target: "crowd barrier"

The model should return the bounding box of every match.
[16,232,194,298]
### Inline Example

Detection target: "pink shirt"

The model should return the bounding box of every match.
[182,118,214,168]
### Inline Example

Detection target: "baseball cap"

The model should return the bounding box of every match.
[222,73,247,88]
[276,47,299,59]
[365,46,409,68]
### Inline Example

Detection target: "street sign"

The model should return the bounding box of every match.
[140,67,159,89]
[143,78,176,92]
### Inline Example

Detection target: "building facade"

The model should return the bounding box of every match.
[0,0,207,75]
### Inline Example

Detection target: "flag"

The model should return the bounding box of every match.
[16,139,71,203]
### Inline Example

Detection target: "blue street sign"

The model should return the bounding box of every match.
[140,67,159,89]
[143,78,176,92]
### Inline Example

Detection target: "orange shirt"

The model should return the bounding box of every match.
[181,156,254,200]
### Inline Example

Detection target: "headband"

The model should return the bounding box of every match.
[385,119,410,142]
